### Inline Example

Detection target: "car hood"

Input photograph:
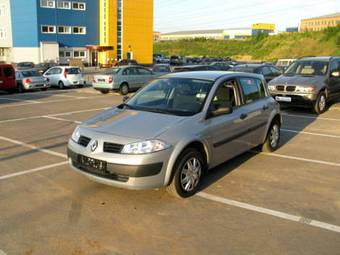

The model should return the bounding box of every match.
[269,75,326,86]
[81,108,185,140]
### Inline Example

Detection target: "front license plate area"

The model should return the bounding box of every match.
[275,96,292,102]
[78,155,107,172]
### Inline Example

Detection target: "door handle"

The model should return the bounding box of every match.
[240,113,248,120]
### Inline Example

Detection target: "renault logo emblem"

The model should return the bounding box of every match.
[89,140,98,152]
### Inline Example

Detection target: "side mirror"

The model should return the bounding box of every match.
[207,103,233,118]
[122,96,129,103]
[331,71,340,78]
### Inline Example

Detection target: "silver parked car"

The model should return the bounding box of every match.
[43,66,84,89]
[15,69,49,92]
[93,66,157,95]
[68,71,281,198]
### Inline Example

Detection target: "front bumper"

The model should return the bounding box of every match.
[271,92,318,107]
[67,139,172,190]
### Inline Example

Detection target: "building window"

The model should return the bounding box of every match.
[57,0,71,9]
[41,25,56,34]
[40,0,55,8]
[64,51,72,57]
[72,26,86,34]
[0,27,7,39]
[73,50,86,58]
[0,48,5,56]
[58,26,71,34]
[0,5,5,16]
[72,2,86,10]
[59,51,65,57]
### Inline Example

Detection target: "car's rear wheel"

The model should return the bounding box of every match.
[58,81,65,90]
[17,84,24,93]
[167,148,205,198]
[313,91,327,115]
[262,120,280,152]
[100,90,109,94]
[41,88,47,91]
[120,83,129,95]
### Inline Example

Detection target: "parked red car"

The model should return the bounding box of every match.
[0,64,16,92]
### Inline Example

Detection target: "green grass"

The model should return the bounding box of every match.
[154,26,340,61]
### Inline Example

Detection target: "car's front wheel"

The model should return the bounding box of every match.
[313,91,327,115]
[262,120,281,152]
[167,148,205,198]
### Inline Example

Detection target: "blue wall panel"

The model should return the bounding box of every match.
[37,0,99,47]
[10,0,39,47]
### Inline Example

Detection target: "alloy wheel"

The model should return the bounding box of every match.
[180,157,202,192]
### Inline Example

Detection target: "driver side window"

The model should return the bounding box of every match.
[210,79,238,112]
[330,60,340,73]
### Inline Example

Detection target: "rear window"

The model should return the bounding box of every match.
[239,78,265,104]
[21,70,41,77]
[104,68,120,75]
[66,68,81,74]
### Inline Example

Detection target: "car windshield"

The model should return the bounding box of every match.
[104,68,121,75]
[284,60,328,76]
[21,70,40,77]
[232,67,256,73]
[124,78,213,116]
[66,68,81,74]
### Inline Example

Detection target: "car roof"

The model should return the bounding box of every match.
[161,71,262,81]
[234,64,266,68]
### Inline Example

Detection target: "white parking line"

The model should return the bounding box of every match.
[0,107,109,124]
[0,249,7,255]
[43,116,81,124]
[0,161,68,181]
[0,136,67,159]
[256,151,340,167]
[281,128,340,139]
[283,113,340,122]
[197,192,340,234]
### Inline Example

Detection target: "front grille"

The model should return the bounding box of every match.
[78,136,91,147]
[276,85,285,91]
[103,142,124,154]
[286,86,296,92]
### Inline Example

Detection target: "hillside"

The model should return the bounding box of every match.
[154,26,340,61]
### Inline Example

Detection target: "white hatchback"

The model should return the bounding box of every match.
[44,66,85,89]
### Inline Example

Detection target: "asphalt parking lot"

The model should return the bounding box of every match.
[1,88,340,255]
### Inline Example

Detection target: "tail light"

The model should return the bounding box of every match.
[108,76,113,83]
[64,69,68,79]
[24,79,32,85]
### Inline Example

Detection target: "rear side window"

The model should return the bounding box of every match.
[4,67,14,77]
[239,78,266,104]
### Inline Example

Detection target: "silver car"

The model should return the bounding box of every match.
[15,69,49,92]
[44,66,84,89]
[93,66,157,95]
[68,71,282,198]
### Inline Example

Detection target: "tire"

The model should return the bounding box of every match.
[41,88,47,91]
[58,81,65,90]
[166,148,205,198]
[313,91,327,115]
[17,84,24,93]
[100,90,109,94]
[262,120,281,152]
[120,83,129,95]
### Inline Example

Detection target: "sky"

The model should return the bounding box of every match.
[154,0,340,33]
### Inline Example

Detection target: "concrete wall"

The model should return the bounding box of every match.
[11,47,40,63]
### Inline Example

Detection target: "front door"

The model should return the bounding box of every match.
[203,79,252,167]
[1,66,16,89]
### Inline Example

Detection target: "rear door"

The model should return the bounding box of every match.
[125,67,139,89]
[328,59,340,99]
[137,67,154,86]
[238,77,271,146]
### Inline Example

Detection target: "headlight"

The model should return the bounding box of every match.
[295,85,316,93]
[268,85,276,91]
[121,140,170,154]
[71,126,81,143]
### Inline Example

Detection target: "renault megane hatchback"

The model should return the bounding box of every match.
[68,71,282,198]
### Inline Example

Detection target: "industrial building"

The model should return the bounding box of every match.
[300,12,340,32]
[159,24,276,41]
[0,0,153,65]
